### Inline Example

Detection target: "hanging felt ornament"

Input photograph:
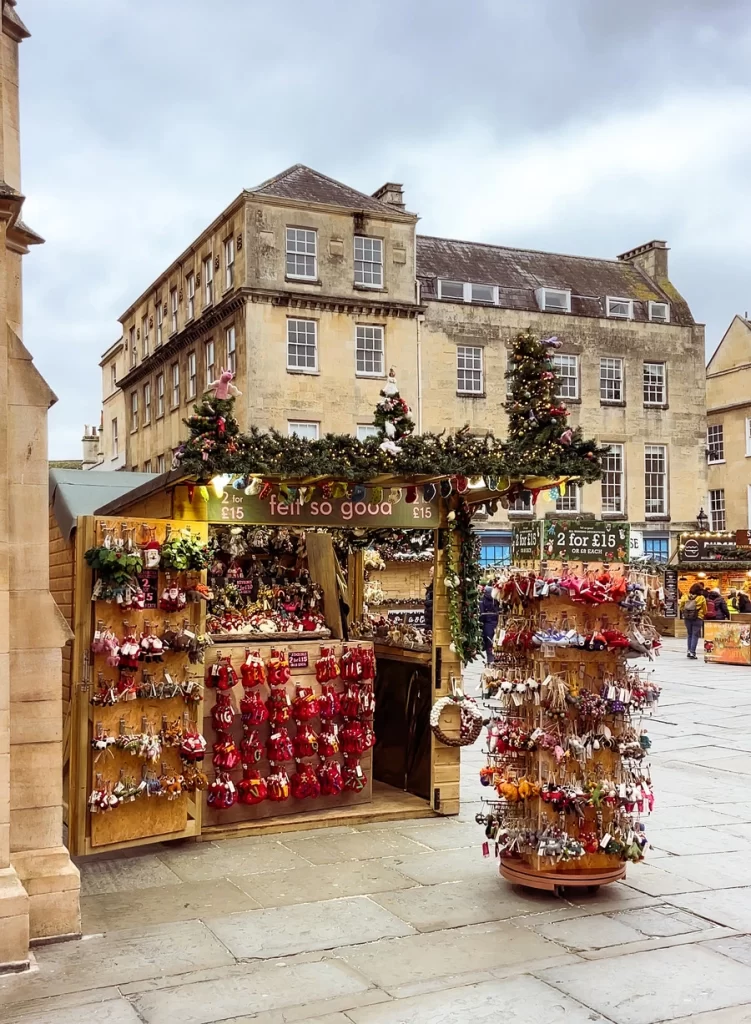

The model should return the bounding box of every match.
[321,482,334,500]
[548,486,561,502]
[440,479,453,498]
[318,723,340,757]
[240,729,264,764]
[266,769,291,802]
[405,485,417,504]
[388,488,402,504]
[332,481,348,499]
[238,766,267,805]
[293,723,318,759]
[267,727,294,762]
[199,486,210,503]
[454,475,469,494]
[352,484,367,502]
[258,480,273,501]
[207,772,236,809]
[342,756,367,792]
[371,486,384,503]
[317,760,344,795]
[292,685,320,720]
[423,483,437,502]
[187,484,195,503]
[240,690,269,726]
[291,763,321,800]
[233,476,246,491]
[245,477,262,496]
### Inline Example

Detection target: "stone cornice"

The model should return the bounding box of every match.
[250,286,424,319]
[244,189,418,225]
[117,292,246,389]
[117,286,423,390]
[3,1,30,42]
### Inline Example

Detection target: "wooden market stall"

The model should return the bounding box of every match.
[669,530,751,644]
[59,471,470,857]
[55,332,608,860]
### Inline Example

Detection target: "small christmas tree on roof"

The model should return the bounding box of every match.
[373,368,415,453]
[175,373,243,469]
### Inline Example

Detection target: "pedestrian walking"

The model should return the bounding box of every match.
[680,582,707,659]
[479,583,500,665]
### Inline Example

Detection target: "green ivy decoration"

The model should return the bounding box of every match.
[84,545,144,586]
[445,501,482,665]
[160,531,210,572]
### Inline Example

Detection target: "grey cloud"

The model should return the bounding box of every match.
[14,0,751,455]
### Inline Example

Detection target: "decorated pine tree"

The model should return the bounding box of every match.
[504,330,572,447]
[176,395,242,473]
[373,369,415,452]
[504,328,607,471]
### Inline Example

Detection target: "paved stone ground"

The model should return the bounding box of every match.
[4,639,751,1023]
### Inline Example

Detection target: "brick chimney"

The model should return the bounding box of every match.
[81,424,101,470]
[372,182,405,211]
[617,240,669,281]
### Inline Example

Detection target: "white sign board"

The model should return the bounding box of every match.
[630,530,644,559]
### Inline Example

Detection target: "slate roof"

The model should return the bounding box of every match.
[248,164,413,218]
[416,235,694,326]
[49,469,155,540]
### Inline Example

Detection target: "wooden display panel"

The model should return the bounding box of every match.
[430,527,462,815]
[201,639,374,828]
[90,697,188,847]
[69,515,208,856]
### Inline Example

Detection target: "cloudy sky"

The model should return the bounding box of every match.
[18,0,751,458]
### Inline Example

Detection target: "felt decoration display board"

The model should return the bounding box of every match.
[201,640,375,828]
[70,515,209,856]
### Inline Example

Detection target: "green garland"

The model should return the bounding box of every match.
[444,501,482,665]
[174,330,607,486]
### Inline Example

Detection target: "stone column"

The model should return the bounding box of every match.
[0,0,81,963]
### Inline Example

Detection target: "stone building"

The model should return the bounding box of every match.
[706,315,751,531]
[417,237,707,562]
[0,0,80,966]
[113,167,420,473]
[102,165,707,561]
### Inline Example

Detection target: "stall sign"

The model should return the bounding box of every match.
[205,489,443,528]
[511,522,542,562]
[704,620,751,666]
[680,533,737,562]
[630,530,644,559]
[736,530,751,551]
[288,651,309,669]
[662,567,679,618]
[543,521,630,562]
[386,608,426,627]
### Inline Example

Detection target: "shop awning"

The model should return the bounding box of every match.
[49,468,156,539]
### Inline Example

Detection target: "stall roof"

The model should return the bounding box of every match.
[49,469,157,539]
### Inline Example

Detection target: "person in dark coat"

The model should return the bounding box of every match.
[424,567,434,630]
[732,589,751,613]
[479,584,500,664]
[709,589,730,620]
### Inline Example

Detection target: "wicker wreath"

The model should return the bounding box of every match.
[430,695,484,747]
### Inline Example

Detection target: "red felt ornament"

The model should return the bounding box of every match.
[293,723,318,759]
[237,766,267,805]
[291,763,321,800]
[266,769,290,802]
[207,772,236,808]
[267,727,294,763]
[240,690,269,726]
[317,760,344,795]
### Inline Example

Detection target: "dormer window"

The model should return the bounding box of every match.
[437,280,499,304]
[606,296,633,319]
[649,301,670,323]
[536,287,571,313]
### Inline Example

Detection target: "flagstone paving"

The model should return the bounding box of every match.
[4,639,751,1023]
